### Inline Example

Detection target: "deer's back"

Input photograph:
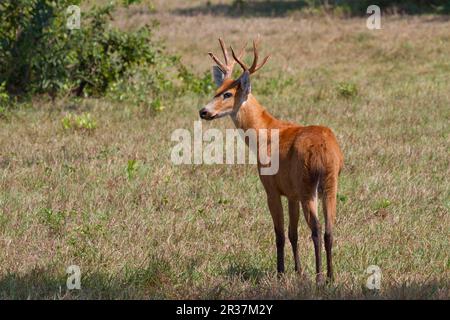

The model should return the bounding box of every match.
[260,124,343,199]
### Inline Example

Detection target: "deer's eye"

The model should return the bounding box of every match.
[223,92,233,99]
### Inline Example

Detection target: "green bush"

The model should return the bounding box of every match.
[177,64,213,95]
[337,82,358,99]
[0,0,162,99]
[107,61,176,112]
[0,0,214,111]
[61,112,97,131]
[1,0,75,97]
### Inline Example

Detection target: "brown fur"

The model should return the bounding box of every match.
[200,39,344,282]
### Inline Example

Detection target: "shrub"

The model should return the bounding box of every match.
[107,61,175,111]
[61,112,97,131]
[0,0,162,99]
[70,4,159,97]
[0,0,214,112]
[337,82,358,99]
[177,64,214,95]
[1,0,76,97]
[126,159,139,180]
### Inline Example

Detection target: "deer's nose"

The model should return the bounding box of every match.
[199,108,208,119]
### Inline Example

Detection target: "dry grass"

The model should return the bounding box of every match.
[0,1,449,299]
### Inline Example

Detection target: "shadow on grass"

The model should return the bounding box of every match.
[225,262,269,283]
[220,260,448,299]
[173,0,309,18]
[0,266,448,299]
[0,268,123,299]
[229,273,449,299]
[0,263,170,299]
[173,0,450,18]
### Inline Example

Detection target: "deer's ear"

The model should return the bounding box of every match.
[212,66,225,87]
[239,71,251,101]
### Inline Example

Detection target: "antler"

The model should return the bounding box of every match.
[231,37,270,75]
[208,38,246,79]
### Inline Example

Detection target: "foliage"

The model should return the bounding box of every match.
[39,208,67,234]
[336,82,358,99]
[107,56,214,112]
[70,4,160,97]
[0,0,214,111]
[0,1,164,100]
[106,61,175,112]
[61,112,97,131]
[126,159,139,180]
[1,7,449,299]
[1,0,77,97]
[177,65,214,95]
[0,82,9,115]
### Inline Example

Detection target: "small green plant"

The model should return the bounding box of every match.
[61,116,72,130]
[61,113,97,131]
[126,159,139,180]
[337,82,358,99]
[39,208,66,233]
[150,98,164,112]
[337,193,348,203]
[374,198,392,210]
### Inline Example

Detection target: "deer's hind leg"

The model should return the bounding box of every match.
[322,175,338,281]
[288,200,301,273]
[301,194,323,284]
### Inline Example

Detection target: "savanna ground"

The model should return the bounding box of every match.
[0,0,449,299]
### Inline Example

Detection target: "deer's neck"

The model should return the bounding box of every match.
[231,94,281,131]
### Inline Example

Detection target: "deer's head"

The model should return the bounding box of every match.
[199,38,270,120]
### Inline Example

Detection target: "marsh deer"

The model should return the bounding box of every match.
[199,38,344,282]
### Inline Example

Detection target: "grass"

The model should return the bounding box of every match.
[0,1,449,299]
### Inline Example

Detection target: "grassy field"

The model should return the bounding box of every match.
[0,1,449,299]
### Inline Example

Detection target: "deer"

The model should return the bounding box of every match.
[199,38,344,283]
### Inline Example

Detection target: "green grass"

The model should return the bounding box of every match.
[0,1,449,299]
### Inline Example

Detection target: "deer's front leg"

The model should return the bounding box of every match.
[267,193,285,274]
